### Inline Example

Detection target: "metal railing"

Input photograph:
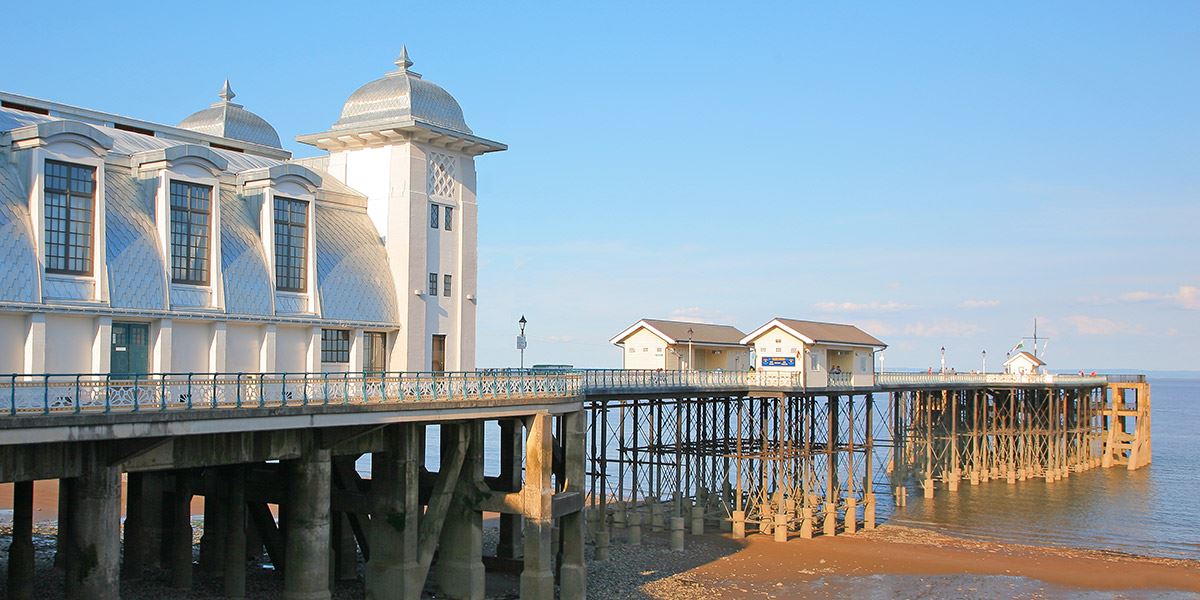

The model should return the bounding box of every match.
[1,371,581,417]
[0,368,1124,418]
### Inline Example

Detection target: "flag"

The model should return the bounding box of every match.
[1009,341,1024,354]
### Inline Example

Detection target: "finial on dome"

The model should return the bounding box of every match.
[218,80,236,102]
[394,45,413,71]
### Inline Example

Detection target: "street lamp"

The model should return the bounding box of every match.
[517,315,528,369]
[687,328,694,372]
[982,349,987,374]
[940,346,946,375]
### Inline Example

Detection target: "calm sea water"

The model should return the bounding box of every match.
[888,378,1200,560]
[355,379,1200,560]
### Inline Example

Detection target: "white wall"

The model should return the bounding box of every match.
[0,314,26,373]
[749,326,807,373]
[621,328,669,369]
[275,326,309,373]
[226,324,263,373]
[172,321,210,372]
[44,315,94,374]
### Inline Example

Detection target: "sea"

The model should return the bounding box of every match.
[374,378,1200,561]
[885,378,1200,560]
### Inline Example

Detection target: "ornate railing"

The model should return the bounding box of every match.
[0,368,1120,418]
[1,371,581,417]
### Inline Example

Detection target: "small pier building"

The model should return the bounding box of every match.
[609,319,749,370]
[740,317,886,388]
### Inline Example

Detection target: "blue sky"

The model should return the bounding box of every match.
[4,2,1197,371]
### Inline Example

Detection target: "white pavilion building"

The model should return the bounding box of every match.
[0,47,504,377]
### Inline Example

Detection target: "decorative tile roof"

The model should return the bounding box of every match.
[219,189,273,316]
[314,204,398,324]
[332,47,473,135]
[178,81,283,149]
[105,171,166,309]
[0,159,37,303]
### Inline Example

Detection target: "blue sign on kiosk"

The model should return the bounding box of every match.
[761,357,795,367]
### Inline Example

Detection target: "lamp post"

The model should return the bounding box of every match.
[517,315,528,370]
[940,346,946,375]
[982,349,987,374]
[687,328,694,372]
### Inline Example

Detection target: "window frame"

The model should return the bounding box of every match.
[428,272,438,296]
[168,179,213,285]
[444,205,454,231]
[443,273,452,297]
[363,331,387,373]
[274,196,309,293]
[43,159,97,276]
[430,203,440,229]
[321,328,351,364]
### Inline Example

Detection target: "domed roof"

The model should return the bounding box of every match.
[178,81,282,149]
[332,47,472,135]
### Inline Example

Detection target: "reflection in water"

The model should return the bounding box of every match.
[890,379,1200,560]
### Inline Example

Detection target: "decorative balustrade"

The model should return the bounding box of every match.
[0,368,1116,418]
[1,371,582,417]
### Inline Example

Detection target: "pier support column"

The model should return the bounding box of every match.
[223,465,247,600]
[844,497,857,534]
[496,419,523,560]
[437,422,486,600]
[366,424,422,600]
[560,410,588,600]
[283,441,332,600]
[199,469,227,578]
[7,480,34,600]
[690,503,705,535]
[54,478,73,571]
[168,471,194,590]
[65,447,121,600]
[520,413,555,600]
[730,510,745,539]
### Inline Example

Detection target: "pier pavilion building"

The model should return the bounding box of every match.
[1004,350,1046,376]
[740,317,886,388]
[609,319,750,370]
[0,47,503,378]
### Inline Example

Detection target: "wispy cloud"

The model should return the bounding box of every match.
[959,299,1000,309]
[1082,285,1199,310]
[1064,315,1143,336]
[901,320,983,338]
[814,301,914,313]
[667,306,736,325]
[540,335,577,343]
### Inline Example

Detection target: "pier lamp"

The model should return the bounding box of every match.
[518,315,528,369]
[982,349,987,374]
[940,346,946,374]
[687,328,694,371]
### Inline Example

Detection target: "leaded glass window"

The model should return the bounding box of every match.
[274,197,308,292]
[44,160,95,275]
[321,329,350,363]
[430,204,439,229]
[169,180,211,284]
[444,205,453,231]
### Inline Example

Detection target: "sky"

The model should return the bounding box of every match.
[3,2,1197,371]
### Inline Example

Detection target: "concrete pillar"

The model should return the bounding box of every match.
[169,472,194,590]
[54,478,72,571]
[7,480,34,600]
[366,424,421,600]
[863,493,876,530]
[200,469,227,577]
[690,504,705,535]
[799,505,814,539]
[64,449,121,600]
[731,510,745,539]
[822,502,837,537]
[611,502,626,542]
[224,465,247,600]
[283,442,332,600]
[331,513,358,583]
[844,497,857,534]
[772,512,788,543]
[123,471,148,580]
[560,410,587,600]
[670,516,686,550]
[923,478,935,499]
[627,510,642,545]
[520,413,555,600]
[496,419,522,560]
[650,501,664,532]
[437,423,485,600]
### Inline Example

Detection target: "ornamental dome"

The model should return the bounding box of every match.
[332,47,473,135]
[178,81,282,149]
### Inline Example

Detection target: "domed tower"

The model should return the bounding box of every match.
[297,47,506,371]
[179,80,283,148]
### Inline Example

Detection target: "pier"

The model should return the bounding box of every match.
[0,368,1149,599]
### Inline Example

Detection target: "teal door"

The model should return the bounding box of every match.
[111,322,150,376]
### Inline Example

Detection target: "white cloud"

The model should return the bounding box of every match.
[667,306,736,325]
[901,320,983,338]
[959,299,1000,309]
[1064,315,1143,336]
[1110,285,1199,310]
[814,301,914,313]
[540,335,576,344]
